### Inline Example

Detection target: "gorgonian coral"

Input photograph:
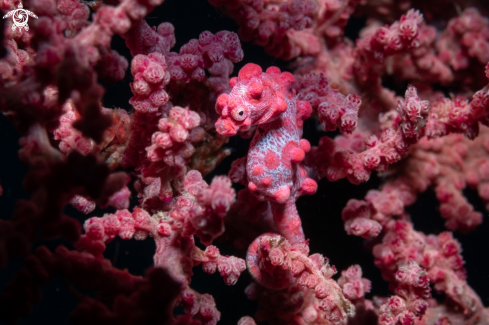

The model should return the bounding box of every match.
[1,0,489,324]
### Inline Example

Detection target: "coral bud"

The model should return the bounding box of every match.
[291,260,305,275]
[341,113,358,132]
[153,132,172,149]
[170,125,189,142]
[269,248,284,265]
[388,295,406,313]
[375,27,391,45]
[157,223,172,237]
[133,78,151,95]
[399,19,418,39]
[149,90,169,107]
[315,283,329,299]
[143,63,165,83]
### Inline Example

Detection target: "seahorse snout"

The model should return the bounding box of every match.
[215,118,238,136]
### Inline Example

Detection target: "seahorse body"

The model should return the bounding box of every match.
[215,63,317,243]
[246,95,314,203]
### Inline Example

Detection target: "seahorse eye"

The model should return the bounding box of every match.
[232,107,247,121]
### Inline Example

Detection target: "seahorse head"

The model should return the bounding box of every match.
[215,63,295,136]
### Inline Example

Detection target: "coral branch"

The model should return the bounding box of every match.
[2,1,489,324]
[309,85,429,184]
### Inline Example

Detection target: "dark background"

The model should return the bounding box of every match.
[1,0,489,324]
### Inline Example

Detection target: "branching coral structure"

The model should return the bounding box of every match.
[1,0,489,324]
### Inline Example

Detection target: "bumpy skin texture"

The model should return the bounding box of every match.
[216,63,317,206]
[216,64,317,246]
[215,64,326,303]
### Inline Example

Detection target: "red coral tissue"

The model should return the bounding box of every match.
[1,0,489,325]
